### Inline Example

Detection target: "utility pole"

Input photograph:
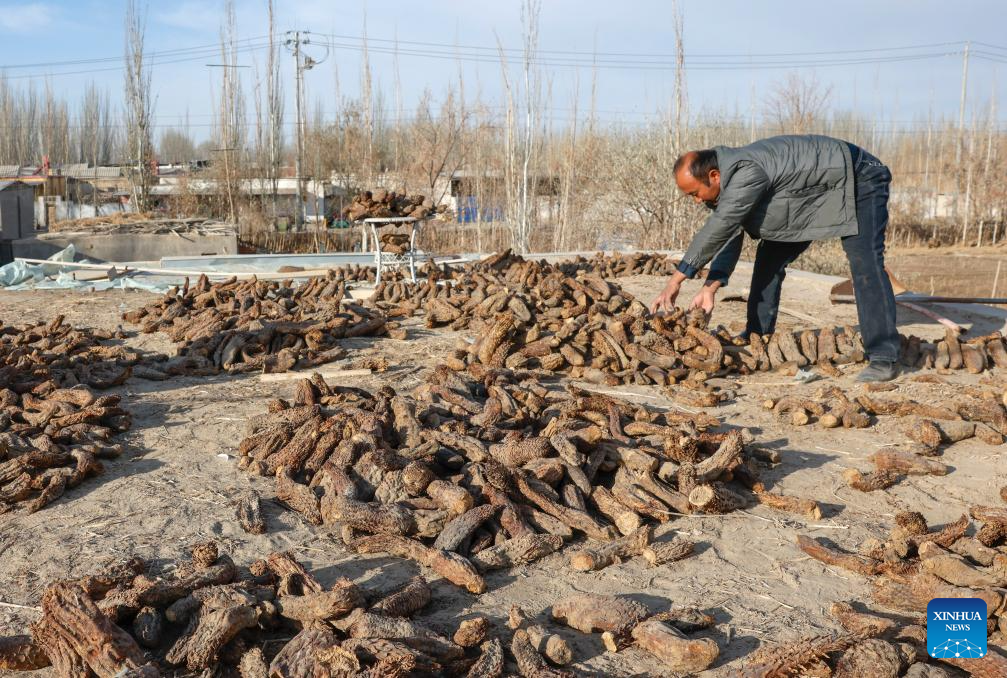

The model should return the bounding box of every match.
[287,31,306,230]
[284,31,327,231]
[956,41,970,165]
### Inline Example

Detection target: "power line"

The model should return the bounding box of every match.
[0,41,273,80]
[0,33,981,81]
[313,40,961,71]
[315,33,967,60]
[0,35,270,70]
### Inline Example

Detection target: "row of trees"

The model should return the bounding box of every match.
[0,1,1003,253]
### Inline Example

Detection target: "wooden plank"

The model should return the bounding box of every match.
[259,369,371,383]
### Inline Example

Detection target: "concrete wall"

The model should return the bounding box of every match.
[12,232,238,263]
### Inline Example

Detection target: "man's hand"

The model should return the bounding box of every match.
[650,272,687,314]
[689,280,722,315]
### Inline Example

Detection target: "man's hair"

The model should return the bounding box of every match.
[673,149,718,186]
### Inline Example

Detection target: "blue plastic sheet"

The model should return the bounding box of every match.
[0,245,172,293]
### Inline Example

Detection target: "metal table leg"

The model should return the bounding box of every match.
[371,222,382,285]
[408,222,418,282]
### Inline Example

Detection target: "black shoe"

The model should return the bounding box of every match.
[855,360,899,383]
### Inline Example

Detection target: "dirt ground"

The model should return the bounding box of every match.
[0,266,1005,676]
[886,245,1007,299]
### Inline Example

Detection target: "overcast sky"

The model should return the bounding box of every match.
[2,0,1006,141]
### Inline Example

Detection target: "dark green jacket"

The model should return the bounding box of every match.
[677,134,859,278]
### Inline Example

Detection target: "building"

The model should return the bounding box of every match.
[449,169,560,222]
[0,181,38,264]
[149,177,349,224]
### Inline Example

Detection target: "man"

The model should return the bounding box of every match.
[650,134,899,382]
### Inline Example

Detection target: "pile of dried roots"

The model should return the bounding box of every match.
[1,316,135,515]
[342,189,438,222]
[790,507,1007,674]
[123,273,395,376]
[0,544,725,676]
[233,364,825,600]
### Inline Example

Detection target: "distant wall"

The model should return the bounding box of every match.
[12,232,238,262]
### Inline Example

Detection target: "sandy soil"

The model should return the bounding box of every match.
[886,245,1007,299]
[0,268,1004,676]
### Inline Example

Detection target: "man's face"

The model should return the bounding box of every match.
[675,168,721,209]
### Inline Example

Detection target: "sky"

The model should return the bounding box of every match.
[2,0,1006,142]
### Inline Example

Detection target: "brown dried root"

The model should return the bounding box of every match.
[514,471,617,541]
[918,542,1004,588]
[941,652,1007,678]
[869,449,949,476]
[754,490,822,520]
[0,635,49,670]
[630,619,719,674]
[351,534,486,594]
[568,525,652,571]
[34,582,158,677]
[737,633,858,678]
[370,576,431,618]
[797,535,883,576]
[551,593,649,636]
[507,605,572,665]
[829,601,896,637]
[843,468,903,492]
[642,538,696,567]
[466,638,504,678]
[834,638,904,678]
[321,495,416,535]
[971,505,1007,526]
[235,492,266,534]
[266,551,323,593]
[432,504,499,552]
[277,584,365,621]
[275,467,322,525]
[590,486,644,536]
[511,629,574,677]
[453,617,490,648]
[469,534,564,572]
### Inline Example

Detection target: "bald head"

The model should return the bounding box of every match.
[674,149,721,206]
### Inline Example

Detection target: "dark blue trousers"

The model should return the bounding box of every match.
[742,146,900,362]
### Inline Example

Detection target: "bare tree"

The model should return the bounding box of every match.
[124,0,156,212]
[265,0,284,222]
[763,73,832,134]
[407,89,469,204]
[159,128,197,164]
[215,0,245,223]
[39,82,71,164]
[516,0,542,254]
[78,84,115,166]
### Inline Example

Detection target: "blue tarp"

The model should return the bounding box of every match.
[0,245,172,293]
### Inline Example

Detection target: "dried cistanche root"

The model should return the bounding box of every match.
[508,606,573,666]
[643,537,696,567]
[0,318,139,516]
[351,534,486,594]
[754,490,822,520]
[232,365,778,598]
[797,535,883,576]
[0,543,589,677]
[452,617,489,648]
[630,619,719,674]
[124,272,389,374]
[568,525,652,571]
[737,633,859,678]
[551,593,649,637]
[843,468,904,492]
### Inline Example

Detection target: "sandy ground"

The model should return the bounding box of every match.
[0,266,1005,677]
